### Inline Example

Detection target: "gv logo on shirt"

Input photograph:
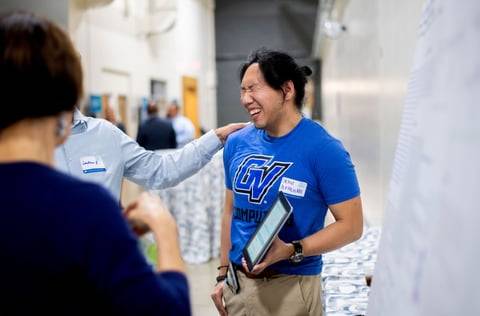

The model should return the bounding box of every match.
[233,155,292,204]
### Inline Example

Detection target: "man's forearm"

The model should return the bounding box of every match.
[218,209,232,276]
[298,196,363,258]
[123,129,222,190]
[301,219,363,257]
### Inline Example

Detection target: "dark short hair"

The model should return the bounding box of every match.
[147,102,159,115]
[0,12,83,131]
[239,48,312,109]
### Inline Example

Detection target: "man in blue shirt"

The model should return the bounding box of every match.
[211,49,363,316]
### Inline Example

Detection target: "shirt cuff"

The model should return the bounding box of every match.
[201,130,223,153]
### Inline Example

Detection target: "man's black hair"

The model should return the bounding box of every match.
[239,48,312,109]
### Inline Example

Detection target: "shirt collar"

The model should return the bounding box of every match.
[71,108,88,134]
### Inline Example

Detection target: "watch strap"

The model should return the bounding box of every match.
[216,274,227,283]
[292,240,303,254]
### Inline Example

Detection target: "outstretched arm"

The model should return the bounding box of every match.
[120,123,246,190]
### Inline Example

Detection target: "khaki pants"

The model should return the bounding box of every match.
[223,271,323,316]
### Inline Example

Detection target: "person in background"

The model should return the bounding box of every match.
[0,11,190,315]
[105,103,127,134]
[137,102,177,150]
[166,100,196,148]
[211,49,363,316]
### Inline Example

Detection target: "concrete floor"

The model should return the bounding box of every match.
[187,259,220,316]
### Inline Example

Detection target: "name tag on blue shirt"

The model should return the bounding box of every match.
[81,156,107,174]
[279,177,307,197]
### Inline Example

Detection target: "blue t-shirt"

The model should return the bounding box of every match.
[223,118,360,275]
[0,162,190,315]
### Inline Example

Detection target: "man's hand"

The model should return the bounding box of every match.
[242,237,294,275]
[215,122,248,144]
[211,281,228,316]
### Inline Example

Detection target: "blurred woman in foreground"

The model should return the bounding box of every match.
[0,11,189,315]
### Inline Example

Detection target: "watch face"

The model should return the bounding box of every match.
[291,253,304,263]
[290,241,304,263]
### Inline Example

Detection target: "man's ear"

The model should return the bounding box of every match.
[281,80,295,102]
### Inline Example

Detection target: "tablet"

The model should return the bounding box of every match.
[226,261,240,294]
[243,191,293,271]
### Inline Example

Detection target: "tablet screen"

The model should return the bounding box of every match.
[244,192,292,269]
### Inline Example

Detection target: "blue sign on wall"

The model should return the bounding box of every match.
[89,95,102,113]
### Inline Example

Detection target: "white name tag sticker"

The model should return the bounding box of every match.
[279,177,307,197]
[80,156,106,174]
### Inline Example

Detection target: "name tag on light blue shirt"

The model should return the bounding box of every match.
[81,156,107,174]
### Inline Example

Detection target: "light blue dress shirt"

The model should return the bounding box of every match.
[55,110,223,201]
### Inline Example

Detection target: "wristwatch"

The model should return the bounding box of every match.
[289,240,304,264]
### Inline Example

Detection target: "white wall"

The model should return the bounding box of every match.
[175,0,217,132]
[69,0,217,136]
[314,0,424,225]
